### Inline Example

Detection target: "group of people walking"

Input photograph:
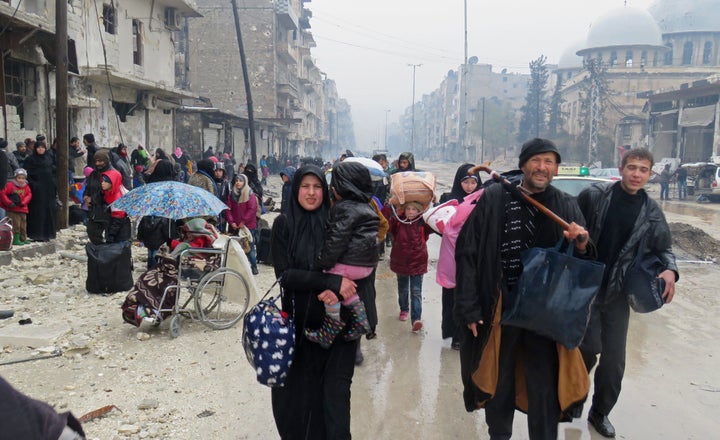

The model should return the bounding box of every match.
[267,139,678,440]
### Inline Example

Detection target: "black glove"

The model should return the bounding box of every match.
[8,193,21,206]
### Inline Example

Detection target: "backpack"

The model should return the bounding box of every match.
[137,216,168,250]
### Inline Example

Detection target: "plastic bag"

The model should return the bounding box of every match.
[502,239,605,349]
[435,189,483,288]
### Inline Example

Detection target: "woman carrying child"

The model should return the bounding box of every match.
[304,161,379,348]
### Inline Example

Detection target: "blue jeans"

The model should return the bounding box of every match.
[660,182,670,200]
[248,228,258,269]
[677,180,687,199]
[147,249,158,270]
[397,274,423,322]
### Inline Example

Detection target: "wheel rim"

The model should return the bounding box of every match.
[194,268,250,330]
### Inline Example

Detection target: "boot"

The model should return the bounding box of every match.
[12,233,23,246]
[343,299,371,341]
[304,315,346,349]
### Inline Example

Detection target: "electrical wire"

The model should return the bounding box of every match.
[0,0,23,40]
[91,0,125,145]
[313,34,461,66]
[312,14,462,60]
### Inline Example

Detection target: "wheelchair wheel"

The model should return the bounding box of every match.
[169,315,181,338]
[194,267,251,330]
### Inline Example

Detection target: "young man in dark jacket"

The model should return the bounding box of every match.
[577,148,678,438]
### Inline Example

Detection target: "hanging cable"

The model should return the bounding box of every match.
[91,0,124,145]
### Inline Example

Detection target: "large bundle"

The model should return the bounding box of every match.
[388,171,436,210]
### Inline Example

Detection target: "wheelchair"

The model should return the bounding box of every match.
[152,236,252,338]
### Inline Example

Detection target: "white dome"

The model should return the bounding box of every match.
[649,0,720,34]
[557,41,585,69]
[584,6,664,49]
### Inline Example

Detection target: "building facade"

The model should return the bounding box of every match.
[1,0,200,151]
[554,0,720,165]
[180,0,353,163]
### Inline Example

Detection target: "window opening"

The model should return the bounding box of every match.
[682,41,693,65]
[102,4,116,34]
[132,20,143,66]
[703,42,712,65]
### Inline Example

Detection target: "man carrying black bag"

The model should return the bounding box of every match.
[455,138,595,440]
[577,148,678,438]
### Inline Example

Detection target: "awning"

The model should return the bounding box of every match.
[679,105,716,127]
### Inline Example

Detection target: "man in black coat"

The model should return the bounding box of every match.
[577,148,678,438]
[455,138,593,440]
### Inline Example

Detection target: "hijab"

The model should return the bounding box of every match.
[285,165,330,270]
[449,163,482,202]
[231,173,251,203]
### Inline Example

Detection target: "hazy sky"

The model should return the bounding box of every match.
[308,0,656,151]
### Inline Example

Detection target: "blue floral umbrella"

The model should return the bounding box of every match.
[110,181,228,219]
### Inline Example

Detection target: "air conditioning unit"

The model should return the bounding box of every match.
[165,7,182,31]
[142,93,158,110]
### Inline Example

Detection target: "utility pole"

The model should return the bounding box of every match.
[384,109,391,149]
[461,0,469,162]
[230,0,257,165]
[56,0,69,228]
[480,97,485,163]
[408,63,421,153]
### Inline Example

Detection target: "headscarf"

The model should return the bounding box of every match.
[285,165,330,270]
[330,161,373,203]
[243,163,263,198]
[449,163,482,202]
[231,173,251,203]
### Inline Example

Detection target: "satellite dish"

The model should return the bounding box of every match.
[468,56,479,65]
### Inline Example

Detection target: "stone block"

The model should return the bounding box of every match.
[11,242,56,260]
[0,322,71,348]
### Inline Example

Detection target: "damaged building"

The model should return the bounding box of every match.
[1,0,200,152]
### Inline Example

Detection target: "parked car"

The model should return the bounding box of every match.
[589,168,621,180]
[551,176,612,197]
[683,162,720,201]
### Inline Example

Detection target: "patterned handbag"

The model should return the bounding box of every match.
[242,280,295,387]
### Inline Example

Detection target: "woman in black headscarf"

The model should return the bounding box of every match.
[23,142,57,241]
[242,162,263,199]
[438,163,482,350]
[270,165,365,439]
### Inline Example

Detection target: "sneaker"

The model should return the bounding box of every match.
[412,320,423,333]
[398,311,409,321]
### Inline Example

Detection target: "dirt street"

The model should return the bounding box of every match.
[1,162,719,439]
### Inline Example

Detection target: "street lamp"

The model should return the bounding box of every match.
[408,63,422,153]
[384,109,391,149]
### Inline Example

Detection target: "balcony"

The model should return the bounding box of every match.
[277,71,299,100]
[276,43,297,65]
[275,0,298,30]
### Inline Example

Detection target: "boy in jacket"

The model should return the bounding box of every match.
[577,148,678,438]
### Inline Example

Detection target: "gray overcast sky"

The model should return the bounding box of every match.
[308,0,655,152]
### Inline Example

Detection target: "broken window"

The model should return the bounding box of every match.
[703,42,712,65]
[4,59,36,128]
[640,51,647,68]
[682,41,693,65]
[132,19,143,66]
[610,51,617,66]
[103,3,116,34]
[625,50,633,67]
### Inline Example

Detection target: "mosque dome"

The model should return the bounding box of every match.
[649,0,720,34]
[557,41,585,69]
[583,6,664,50]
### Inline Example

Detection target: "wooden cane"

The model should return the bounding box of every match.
[469,163,584,240]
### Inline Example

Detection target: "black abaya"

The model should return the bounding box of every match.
[23,153,56,241]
